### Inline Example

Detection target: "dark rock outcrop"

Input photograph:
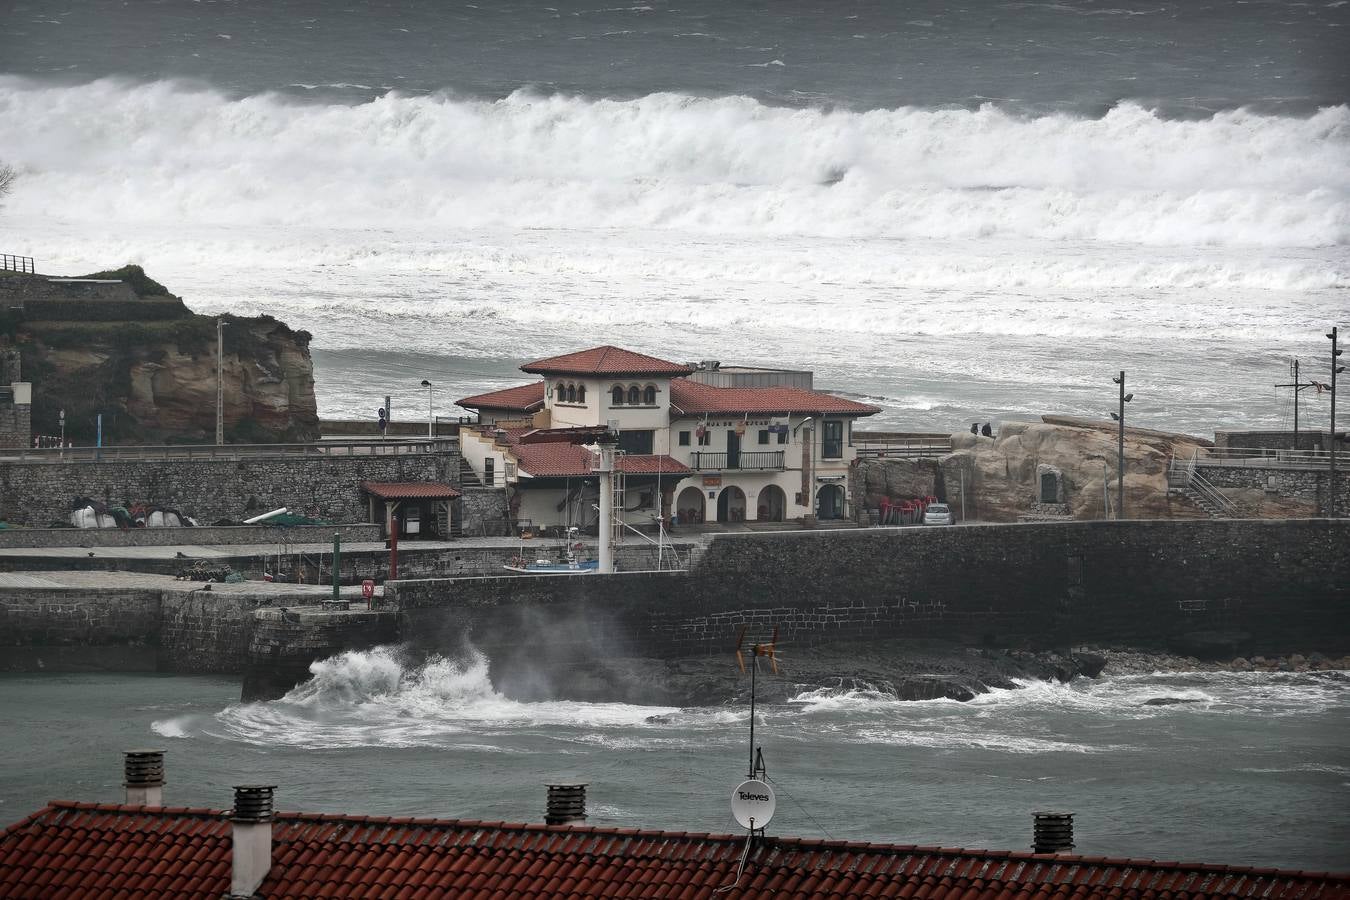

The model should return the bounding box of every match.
[0,266,318,444]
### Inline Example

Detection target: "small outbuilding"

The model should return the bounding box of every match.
[360,481,460,540]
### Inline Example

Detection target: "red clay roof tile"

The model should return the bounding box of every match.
[457,381,547,412]
[521,346,695,377]
[669,377,880,417]
[2,802,1346,900]
[359,481,462,500]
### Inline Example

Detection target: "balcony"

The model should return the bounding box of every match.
[690,450,785,471]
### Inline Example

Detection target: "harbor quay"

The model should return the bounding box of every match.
[1,519,1345,701]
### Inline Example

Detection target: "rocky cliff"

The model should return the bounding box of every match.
[855,416,1214,522]
[0,266,318,444]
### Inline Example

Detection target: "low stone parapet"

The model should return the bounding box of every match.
[0,523,381,549]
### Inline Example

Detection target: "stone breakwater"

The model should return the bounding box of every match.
[1090,648,1350,674]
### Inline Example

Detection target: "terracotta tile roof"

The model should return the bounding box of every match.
[509,442,689,478]
[360,482,462,500]
[670,377,881,417]
[521,345,695,377]
[457,381,545,412]
[615,454,691,475]
[510,441,595,477]
[3,802,1346,900]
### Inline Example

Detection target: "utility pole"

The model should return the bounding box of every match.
[1329,327,1344,517]
[215,317,224,445]
[1276,358,1319,445]
[1111,371,1133,520]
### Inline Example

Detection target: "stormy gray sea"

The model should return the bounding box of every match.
[1,0,1347,433]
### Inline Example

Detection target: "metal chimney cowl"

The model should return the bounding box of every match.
[545,783,588,826]
[1032,811,1075,854]
[122,749,165,807]
[230,785,277,899]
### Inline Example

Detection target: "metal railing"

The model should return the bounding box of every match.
[1195,447,1350,469]
[0,438,458,464]
[0,254,35,275]
[690,450,785,471]
[855,437,953,459]
[1168,451,1238,517]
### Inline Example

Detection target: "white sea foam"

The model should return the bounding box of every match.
[206,646,693,748]
[0,78,1345,247]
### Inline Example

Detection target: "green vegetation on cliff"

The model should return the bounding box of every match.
[79,264,172,298]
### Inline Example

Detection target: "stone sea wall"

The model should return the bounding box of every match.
[1200,464,1350,514]
[391,520,1350,673]
[0,586,169,672]
[0,452,459,527]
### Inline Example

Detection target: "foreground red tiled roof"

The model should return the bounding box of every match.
[457,381,545,412]
[521,345,695,377]
[670,377,881,417]
[4,802,1346,900]
[359,481,461,500]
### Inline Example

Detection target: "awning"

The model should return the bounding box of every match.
[360,482,462,500]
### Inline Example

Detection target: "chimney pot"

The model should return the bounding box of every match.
[1032,811,1075,854]
[123,749,165,806]
[545,782,588,826]
[232,785,276,823]
[230,785,277,898]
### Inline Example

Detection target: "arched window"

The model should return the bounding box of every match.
[577,384,586,403]
[643,385,657,406]
[611,385,625,406]
[556,382,566,402]
[628,385,641,405]
[566,384,577,403]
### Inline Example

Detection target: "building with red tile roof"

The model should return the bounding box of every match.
[4,798,1345,900]
[457,346,880,533]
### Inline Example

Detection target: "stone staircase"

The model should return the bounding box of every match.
[1166,454,1237,519]
[1170,484,1227,518]
[458,457,482,488]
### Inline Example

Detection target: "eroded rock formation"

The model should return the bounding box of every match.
[856,416,1217,522]
[0,266,318,444]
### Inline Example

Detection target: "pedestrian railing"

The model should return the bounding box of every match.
[0,254,35,275]
[855,437,953,459]
[0,438,458,464]
[1195,447,1350,469]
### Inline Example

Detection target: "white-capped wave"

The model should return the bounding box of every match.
[0,77,1345,247]
[207,646,697,748]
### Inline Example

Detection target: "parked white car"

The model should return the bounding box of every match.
[923,503,954,526]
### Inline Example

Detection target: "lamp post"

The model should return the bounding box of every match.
[420,379,433,438]
[216,318,224,445]
[1109,371,1133,520]
[1329,327,1344,517]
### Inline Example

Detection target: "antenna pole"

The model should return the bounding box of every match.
[1294,358,1300,440]
[748,652,756,778]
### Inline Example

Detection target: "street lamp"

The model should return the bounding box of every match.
[1329,327,1344,518]
[1109,371,1133,520]
[420,379,433,439]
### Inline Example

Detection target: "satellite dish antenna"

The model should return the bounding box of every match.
[730,778,776,831]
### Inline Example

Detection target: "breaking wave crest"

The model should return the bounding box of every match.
[181,646,707,749]
[2,77,1346,247]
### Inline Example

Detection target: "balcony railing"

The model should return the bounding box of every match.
[690,450,785,471]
